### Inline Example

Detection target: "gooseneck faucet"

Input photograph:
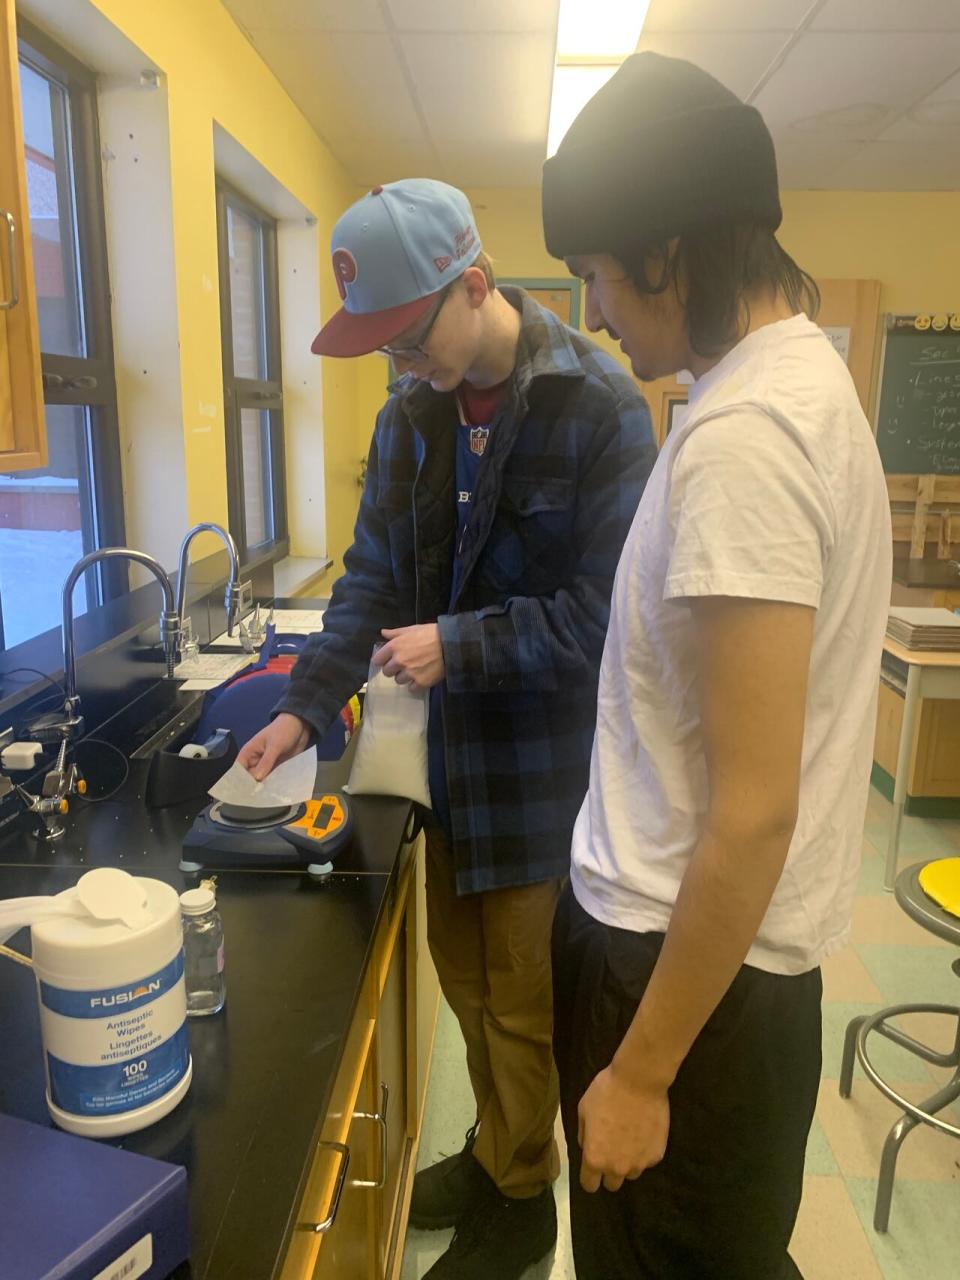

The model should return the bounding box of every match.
[176,523,243,641]
[17,548,180,838]
[63,548,181,713]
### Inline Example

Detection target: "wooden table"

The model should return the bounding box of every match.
[883,638,960,890]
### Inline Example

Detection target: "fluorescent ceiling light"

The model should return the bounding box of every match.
[547,64,618,156]
[556,0,651,59]
[548,2,651,156]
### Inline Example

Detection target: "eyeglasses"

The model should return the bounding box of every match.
[379,285,452,360]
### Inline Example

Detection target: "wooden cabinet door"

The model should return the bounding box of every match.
[375,902,409,1276]
[279,1011,378,1280]
[0,0,46,470]
[314,1046,380,1280]
[815,278,881,417]
[874,676,960,799]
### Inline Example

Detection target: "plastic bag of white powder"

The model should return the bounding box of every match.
[344,652,431,807]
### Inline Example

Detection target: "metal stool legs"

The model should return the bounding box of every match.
[874,1067,960,1231]
[839,1013,868,1099]
[839,1003,960,1232]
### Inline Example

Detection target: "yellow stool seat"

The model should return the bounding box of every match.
[918,857,960,920]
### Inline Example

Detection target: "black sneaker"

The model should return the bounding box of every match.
[409,1124,483,1230]
[423,1182,557,1279]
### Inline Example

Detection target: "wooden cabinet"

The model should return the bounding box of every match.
[816,278,881,417]
[374,909,408,1275]
[279,834,441,1280]
[314,1044,381,1280]
[0,0,47,470]
[875,673,960,799]
[875,677,960,799]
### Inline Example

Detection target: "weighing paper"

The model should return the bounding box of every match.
[209,746,317,808]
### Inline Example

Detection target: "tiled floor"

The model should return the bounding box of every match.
[401,785,960,1279]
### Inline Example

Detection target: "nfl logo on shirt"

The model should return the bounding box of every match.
[469,426,489,457]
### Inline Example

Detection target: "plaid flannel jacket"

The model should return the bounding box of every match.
[276,288,655,893]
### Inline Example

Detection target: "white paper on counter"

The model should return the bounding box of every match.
[175,652,256,690]
[209,746,317,808]
[272,609,325,630]
[209,609,325,648]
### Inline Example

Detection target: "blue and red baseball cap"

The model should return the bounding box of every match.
[312,178,483,358]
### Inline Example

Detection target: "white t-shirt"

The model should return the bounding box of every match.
[570,314,892,975]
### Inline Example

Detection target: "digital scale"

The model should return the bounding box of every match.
[180,792,353,878]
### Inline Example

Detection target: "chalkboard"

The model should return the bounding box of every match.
[877,316,960,474]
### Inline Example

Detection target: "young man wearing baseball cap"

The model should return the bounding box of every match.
[541,55,891,1278]
[238,178,654,1277]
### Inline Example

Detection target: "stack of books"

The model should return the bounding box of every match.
[886,607,960,651]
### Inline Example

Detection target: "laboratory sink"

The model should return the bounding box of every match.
[131,696,238,812]
[130,698,205,760]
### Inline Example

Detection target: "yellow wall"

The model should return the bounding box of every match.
[354,352,389,478]
[84,0,361,575]
[465,186,960,314]
[778,191,960,314]
[351,183,960,481]
[35,0,960,579]
[450,186,960,375]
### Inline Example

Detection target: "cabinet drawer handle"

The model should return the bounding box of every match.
[350,1082,389,1189]
[0,212,19,311]
[296,1141,350,1233]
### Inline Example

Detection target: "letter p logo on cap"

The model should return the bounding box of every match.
[332,247,358,302]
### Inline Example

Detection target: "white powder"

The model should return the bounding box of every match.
[345,667,430,807]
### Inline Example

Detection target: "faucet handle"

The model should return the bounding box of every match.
[159,609,182,677]
[26,705,85,744]
[225,579,254,635]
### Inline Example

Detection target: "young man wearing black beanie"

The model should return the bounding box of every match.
[239,178,654,1279]
[542,54,891,1279]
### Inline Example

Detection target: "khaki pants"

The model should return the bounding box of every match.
[425,827,562,1199]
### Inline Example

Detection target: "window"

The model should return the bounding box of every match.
[0,24,125,652]
[215,184,287,562]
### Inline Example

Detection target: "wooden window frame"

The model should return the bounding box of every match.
[215,181,288,565]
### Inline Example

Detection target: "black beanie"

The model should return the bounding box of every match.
[542,52,782,262]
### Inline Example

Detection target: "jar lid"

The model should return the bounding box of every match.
[180,887,215,915]
[31,878,180,982]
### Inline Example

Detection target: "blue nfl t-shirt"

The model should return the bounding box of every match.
[428,380,505,834]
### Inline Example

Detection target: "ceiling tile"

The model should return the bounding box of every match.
[644,0,813,32]
[385,0,559,34]
[223,0,386,34]
[754,32,960,133]
[813,0,960,32]
[225,0,960,193]
[399,33,554,145]
[827,137,960,189]
[349,138,445,187]
[237,29,428,177]
[880,69,960,140]
[434,139,547,188]
[773,135,862,189]
[635,30,789,98]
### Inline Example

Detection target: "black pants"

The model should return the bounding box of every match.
[552,885,822,1280]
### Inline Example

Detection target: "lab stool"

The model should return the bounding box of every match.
[839,859,960,1232]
